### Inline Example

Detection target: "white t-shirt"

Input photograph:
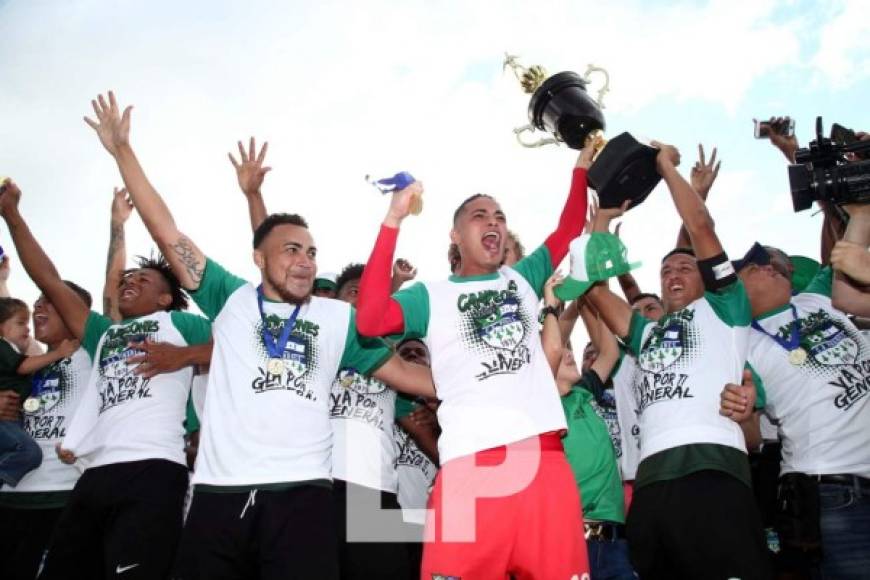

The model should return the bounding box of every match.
[611,348,641,480]
[63,310,211,469]
[393,419,437,524]
[626,282,753,461]
[189,259,392,488]
[330,369,397,492]
[2,347,91,493]
[749,268,870,478]
[394,246,566,464]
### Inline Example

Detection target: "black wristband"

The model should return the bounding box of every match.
[698,252,737,292]
[540,305,560,323]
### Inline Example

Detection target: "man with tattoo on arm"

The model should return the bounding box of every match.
[85,92,434,579]
[0,175,211,580]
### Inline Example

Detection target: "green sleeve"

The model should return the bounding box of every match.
[339,309,394,376]
[704,280,752,327]
[746,362,766,410]
[185,395,200,434]
[170,312,212,346]
[82,311,113,359]
[625,310,652,356]
[188,258,247,320]
[801,266,832,298]
[395,393,416,419]
[511,245,554,299]
[393,282,430,340]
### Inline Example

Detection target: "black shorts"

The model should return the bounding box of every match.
[0,504,63,580]
[174,483,339,580]
[627,469,772,580]
[39,459,189,580]
[332,479,411,580]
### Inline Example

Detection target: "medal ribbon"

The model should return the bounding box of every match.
[751,304,801,353]
[366,171,416,194]
[256,285,302,360]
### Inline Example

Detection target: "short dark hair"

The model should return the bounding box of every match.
[253,213,309,249]
[336,263,365,294]
[133,254,189,311]
[0,297,28,324]
[661,247,696,264]
[452,194,495,225]
[629,292,663,306]
[63,280,93,308]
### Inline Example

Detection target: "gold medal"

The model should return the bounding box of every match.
[788,347,807,366]
[23,397,41,413]
[267,357,285,375]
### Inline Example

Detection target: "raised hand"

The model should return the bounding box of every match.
[393,258,417,285]
[0,255,10,283]
[111,187,134,225]
[764,116,798,162]
[592,199,630,233]
[651,141,681,174]
[543,270,565,309]
[690,144,721,199]
[0,178,22,217]
[384,181,424,228]
[228,137,272,196]
[575,137,598,170]
[84,91,132,157]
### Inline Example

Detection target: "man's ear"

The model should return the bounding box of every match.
[157,292,173,310]
[253,249,265,270]
[450,228,459,245]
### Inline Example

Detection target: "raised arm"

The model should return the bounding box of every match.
[228,137,271,233]
[356,181,423,337]
[84,92,206,290]
[831,204,870,317]
[676,144,720,249]
[542,143,593,267]
[103,187,133,320]
[0,180,90,339]
[371,353,436,398]
[541,271,565,375]
[585,282,634,340]
[652,141,723,261]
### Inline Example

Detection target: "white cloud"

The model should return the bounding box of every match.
[809,0,870,87]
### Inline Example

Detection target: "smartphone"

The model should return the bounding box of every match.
[754,117,795,139]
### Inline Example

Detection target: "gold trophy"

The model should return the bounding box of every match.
[504,54,661,209]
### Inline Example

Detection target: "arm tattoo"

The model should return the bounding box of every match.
[105,222,125,276]
[170,236,205,284]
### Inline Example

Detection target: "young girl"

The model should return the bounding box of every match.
[0,297,78,487]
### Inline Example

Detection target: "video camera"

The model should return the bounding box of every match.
[788,117,870,212]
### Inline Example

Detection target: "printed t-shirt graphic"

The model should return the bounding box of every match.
[611,347,641,480]
[61,310,211,469]
[0,347,91,501]
[393,394,437,524]
[748,267,870,478]
[189,259,392,488]
[626,281,753,465]
[330,368,398,492]
[393,246,566,463]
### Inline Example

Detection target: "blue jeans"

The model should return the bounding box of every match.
[816,480,870,580]
[0,419,42,487]
[588,537,637,580]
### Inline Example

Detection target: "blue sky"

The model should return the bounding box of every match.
[0,0,867,344]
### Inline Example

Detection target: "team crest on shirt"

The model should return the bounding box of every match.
[252,315,319,401]
[457,280,534,381]
[803,317,859,366]
[639,320,685,372]
[96,320,158,413]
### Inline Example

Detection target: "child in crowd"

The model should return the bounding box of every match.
[0,297,78,487]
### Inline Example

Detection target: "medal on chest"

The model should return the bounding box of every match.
[752,304,806,367]
[257,285,302,376]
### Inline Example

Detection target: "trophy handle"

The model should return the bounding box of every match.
[583,64,610,110]
[513,124,559,148]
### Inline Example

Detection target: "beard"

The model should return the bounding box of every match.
[264,270,312,305]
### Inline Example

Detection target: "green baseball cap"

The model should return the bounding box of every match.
[314,272,338,292]
[789,256,820,293]
[555,233,642,301]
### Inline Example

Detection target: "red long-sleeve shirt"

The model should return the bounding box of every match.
[356,167,589,337]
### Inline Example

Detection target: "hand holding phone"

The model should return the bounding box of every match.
[754,116,795,139]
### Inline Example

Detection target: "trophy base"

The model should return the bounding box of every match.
[588,132,661,209]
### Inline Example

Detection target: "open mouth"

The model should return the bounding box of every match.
[482,231,501,254]
[33,313,49,328]
[120,287,139,300]
[668,282,684,294]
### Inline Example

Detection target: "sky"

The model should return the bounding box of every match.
[0,0,868,345]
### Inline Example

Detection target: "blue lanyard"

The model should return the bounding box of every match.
[751,304,801,353]
[256,285,302,359]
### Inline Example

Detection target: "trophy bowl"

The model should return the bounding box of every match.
[528,71,606,150]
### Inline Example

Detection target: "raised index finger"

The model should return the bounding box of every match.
[698,143,706,166]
